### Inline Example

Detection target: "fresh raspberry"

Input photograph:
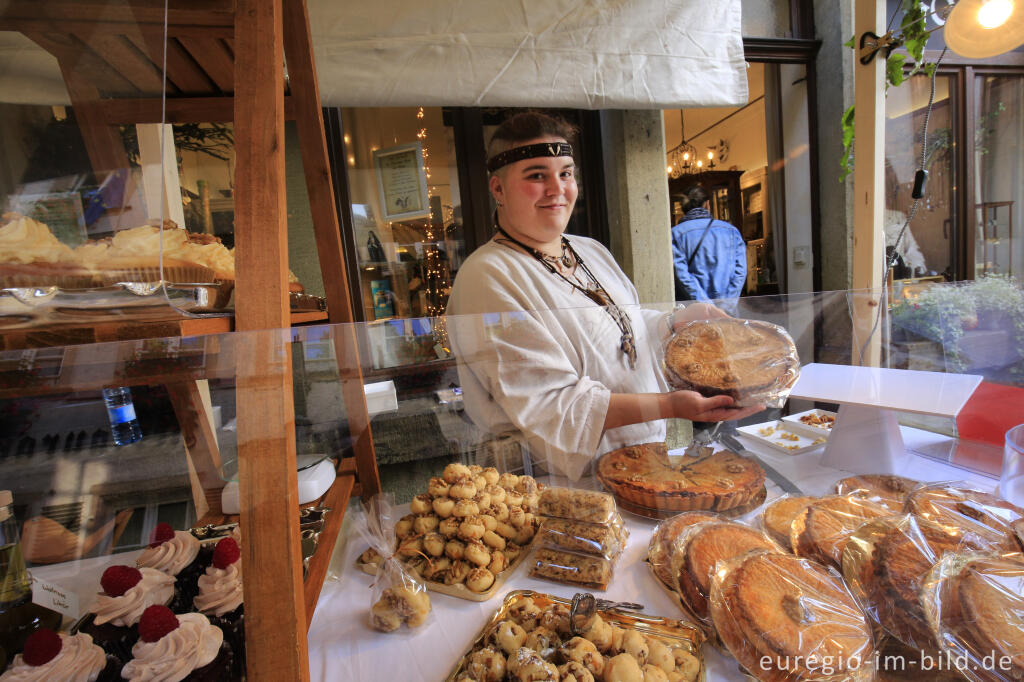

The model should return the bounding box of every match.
[212,537,241,569]
[149,522,175,547]
[22,629,62,666]
[100,565,143,597]
[138,605,179,643]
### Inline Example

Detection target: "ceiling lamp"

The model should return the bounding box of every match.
[945,0,1024,58]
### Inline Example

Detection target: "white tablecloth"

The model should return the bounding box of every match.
[307,428,999,682]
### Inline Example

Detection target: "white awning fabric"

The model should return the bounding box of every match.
[0,0,748,110]
[311,0,748,109]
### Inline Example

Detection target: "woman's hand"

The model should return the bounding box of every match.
[669,302,730,332]
[664,390,765,422]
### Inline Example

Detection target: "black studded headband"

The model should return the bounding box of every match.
[486,142,573,173]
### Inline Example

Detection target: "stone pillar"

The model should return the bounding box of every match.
[600,110,673,305]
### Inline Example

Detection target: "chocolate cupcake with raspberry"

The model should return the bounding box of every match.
[193,537,245,678]
[135,522,205,613]
[78,565,175,662]
[121,605,233,682]
[0,629,120,682]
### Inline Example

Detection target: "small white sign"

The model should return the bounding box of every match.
[31,575,80,621]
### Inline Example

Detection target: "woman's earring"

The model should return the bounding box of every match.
[496,201,504,208]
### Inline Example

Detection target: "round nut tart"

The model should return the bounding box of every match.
[906,483,1024,550]
[663,318,799,405]
[597,442,765,513]
[761,495,816,549]
[834,474,920,511]
[711,551,874,682]
[672,521,776,620]
[791,496,888,569]
[647,512,718,588]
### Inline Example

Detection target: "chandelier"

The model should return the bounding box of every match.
[666,114,715,179]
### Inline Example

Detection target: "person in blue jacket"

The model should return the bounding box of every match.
[671,185,747,304]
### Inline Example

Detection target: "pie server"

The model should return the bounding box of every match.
[718,432,803,495]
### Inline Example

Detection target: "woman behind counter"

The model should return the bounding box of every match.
[446,112,762,480]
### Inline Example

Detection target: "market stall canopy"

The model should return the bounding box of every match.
[0,0,748,110]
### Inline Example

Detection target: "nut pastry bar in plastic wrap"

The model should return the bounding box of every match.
[537,486,617,524]
[759,495,818,549]
[529,548,614,590]
[922,552,1024,682]
[536,515,628,559]
[358,494,433,633]
[447,590,705,682]
[789,495,889,569]
[841,513,1000,653]
[905,482,1024,550]
[710,550,875,682]
[833,474,921,512]
[647,512,719,589]
[662,318,800,408]
[668,520,781,628]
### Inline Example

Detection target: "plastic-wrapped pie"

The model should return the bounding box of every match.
[834,474,920,512]
[710,551,875,682]
[663,318,800,407]
[537,487,616,524]
[790,495,888,569]
[669,520,778,623]
[647,512,718,589]
[841,514,995,652]
[760,495,816,549]
[906,482,1023,550]
[922,552,1024,682]
[536,515,627,559]
[529,548,613,590]
[596,442,765,513]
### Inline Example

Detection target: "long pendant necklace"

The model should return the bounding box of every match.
[494,222,638,369]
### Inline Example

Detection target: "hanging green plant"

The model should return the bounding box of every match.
[839,0,937,182]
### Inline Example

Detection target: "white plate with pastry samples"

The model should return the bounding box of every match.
[736,420,827,456]
[781,408,837,438]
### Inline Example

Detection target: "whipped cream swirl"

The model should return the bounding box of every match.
[0,632,107,682]
[194,561,243,616]
[121,613,223,682]
[136,530,200,576]
[0,213,74,264]
[91,567,175,627]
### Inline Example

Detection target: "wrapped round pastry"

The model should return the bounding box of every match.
[482,467,500,486]
[464,540,492,568]
[523,626,560,659]
[439,517,461,538]
[560,636,605,677]
[432,496,456,518]
[453,499,481,519]
[906,482,1023,550]
[516,475,539,495]
[487,550,508,574]
[922,552,1024,682]
[395,514,415,539]
[466,646,507,682]
[508,597,543,631]
[790,495,889,568]
[670,520,777,621]
[474,491,492,510]
[620,629,649,666]
[603,653,644,682]
[558,661,595,682]
[445,539,466,561]
[710,551,874,682]
[663,317,799,406]
[370,600,402,632]
[643,664,670,682]
[581,614,615,653]
[646,639,674,674]
[370,585,431,632]
[834,474,920,511]
[539,602,572,637]
[760,495,816,549]
[507,647,559,681]
[422,532,445,557]
[647,512,718,588]
[490,620,528,656]
[483,530,507,551]
[485,484,507,505]
[491,502,511,522]
[450,480,478,500]
[443,462,473,484]
[445,560,471,585]
[412,514,439,535]
[459,516,487,542]
[498,473,520,490]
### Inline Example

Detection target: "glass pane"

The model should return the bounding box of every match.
[975,74,1023,277]
[884,73,958,281]
[341,107,465,332]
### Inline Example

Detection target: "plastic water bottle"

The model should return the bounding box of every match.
[103,387,142,445]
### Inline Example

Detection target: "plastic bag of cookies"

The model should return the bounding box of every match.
[537,487,616,524]
[358,494,432,633]
[529,547,614,590]
[536,514,628,560]
[921,551,1024,682]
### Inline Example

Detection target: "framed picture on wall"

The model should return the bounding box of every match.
[373,142,430,222]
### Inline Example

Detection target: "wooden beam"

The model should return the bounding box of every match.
[129,34,218,95]
[303,473,354,627]
[166,380,224,520]
[282,0,381,500]
[0,17,233,39]
[94,96,296,124]
[852,0,887,366]
[73,32,169,95]
[179,37,235,92]
[233,0,308,680]
[0,1,234,29]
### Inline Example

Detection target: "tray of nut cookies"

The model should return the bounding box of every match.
[356,463,542,602]
[445,590,705,682]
